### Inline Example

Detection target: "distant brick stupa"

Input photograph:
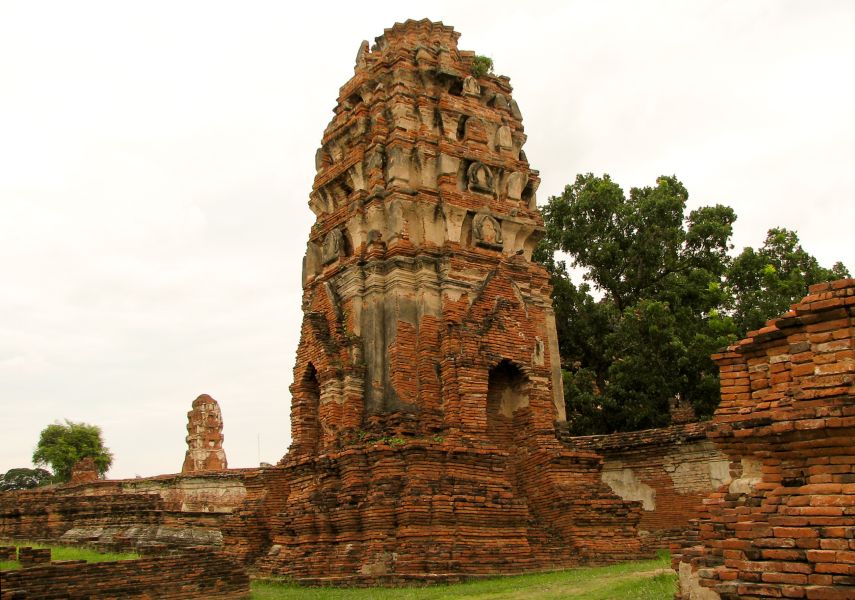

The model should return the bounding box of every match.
[182,394,227,473]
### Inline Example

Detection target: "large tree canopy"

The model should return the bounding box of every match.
[0,467,53,491]
[726,227,849,334]
[32,420,113,483]
[538,173,848,434]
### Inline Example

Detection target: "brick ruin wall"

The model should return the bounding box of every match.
[0,471,255,552]
[218,443,642,585]
[560,422,730,552]
[0,425,731,580]
[675,279,855,600]
[0,548,249,600]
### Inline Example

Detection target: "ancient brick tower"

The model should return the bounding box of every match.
[227,20,643,582]
[288,18,566,457]
[182,394,228,473]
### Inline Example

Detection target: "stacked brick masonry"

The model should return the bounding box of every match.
[16,547,51,567]
[675,278,855,600]
[224,443,643,585]
[0,548,249,599]
[562,423,730,551]
[0,471,255,551]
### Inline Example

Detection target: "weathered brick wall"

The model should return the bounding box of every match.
[0,471,255,551]
[562,423,730,551]
[0,549,249,599]
[675,279,855,600]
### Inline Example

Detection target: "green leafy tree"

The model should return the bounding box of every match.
[0,467,53,491]
[541,174,736,311]
[727,227,850,333]
[471,55,494,78]
[32,420,113,483]
[540,174,738,431]
[539,173,848,434]
[603,300,685,431]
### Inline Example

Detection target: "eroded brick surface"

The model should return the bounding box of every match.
[675,279,855,599]
[68,457,99,485]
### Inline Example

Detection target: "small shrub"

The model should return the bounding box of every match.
[471,55,493,78]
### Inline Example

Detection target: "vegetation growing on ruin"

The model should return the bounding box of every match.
[470,55,494,77]
[537,173,849,434]
[251,552,675,599]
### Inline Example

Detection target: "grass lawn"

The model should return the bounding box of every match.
[251,553,676,600]
[0,540,139,571]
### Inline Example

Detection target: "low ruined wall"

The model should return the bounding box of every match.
[560,422,730,551]
[0,470,257,551]
[675,279,855,600]
[0,548,249,599]
[66,470,253,512]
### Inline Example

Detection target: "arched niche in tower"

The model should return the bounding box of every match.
[292,362,321,456]
[486,359,530,447]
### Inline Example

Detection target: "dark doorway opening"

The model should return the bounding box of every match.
[486,360,529,446]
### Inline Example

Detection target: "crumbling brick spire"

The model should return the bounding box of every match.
[289,18,563,456]
[182,393,228,473]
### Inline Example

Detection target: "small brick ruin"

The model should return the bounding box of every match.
[16,547,52,568]
[182,394,228,473]
[676,279,855,599]
[0,548,249,600]
[217,19,644,583]
[68,457,99,485]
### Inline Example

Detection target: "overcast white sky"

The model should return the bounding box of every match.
[1,1,853,479]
